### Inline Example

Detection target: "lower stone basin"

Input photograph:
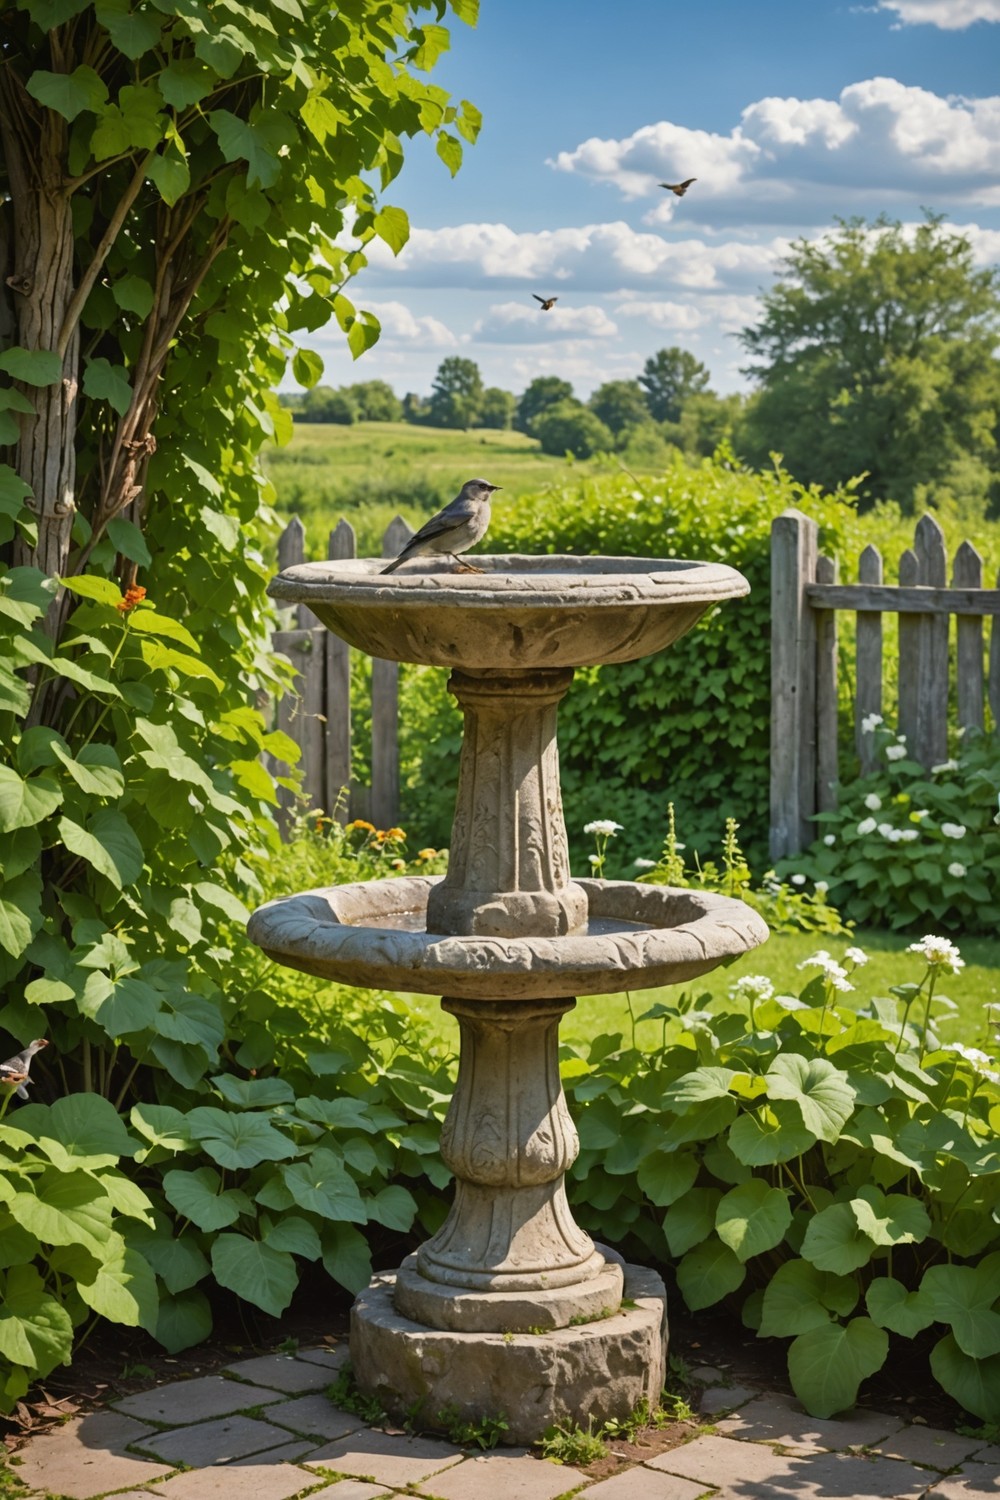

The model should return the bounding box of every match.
[247,876,768,1000]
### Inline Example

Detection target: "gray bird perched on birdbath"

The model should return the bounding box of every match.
[0,1038,48,1099]
[381,478,501,574]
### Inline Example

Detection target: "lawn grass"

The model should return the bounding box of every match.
[400,924,1000,1055]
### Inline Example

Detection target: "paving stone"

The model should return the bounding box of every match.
[651,1435,933,1499]
[303,1427,466,1487]
[266,1392,368,1441]
[307,1484,394,1499]
[871,1425,985,1470]
[114,1373,282,1425]
[413,1451,587,1499]
[224,1353,340,1393]
[716,1393,903,1451]
[150,1455,315,1500]
[927,1471,1000,1499]
[575,1467,709,1499]
[134,1414,295,1467]
[295,1344,350,1371]
[12,1411,172,1499]
[689,1365,726,1383]
[699,1384,756,1416]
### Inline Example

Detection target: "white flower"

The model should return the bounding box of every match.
[878,822,894,838]
[898,829,918,842]
[857,817,877,836]
[588,854,601,866]
[940,1042,993,1069]
[864,793,882,812]
[584,820,623,837]
[861,713,884,734]
[845,947,869,966]
[729,975,775,1005]
[823,834,836,847]
[797,950,854,992]
[814,880,829,895]
[885,744,907,761]
[633,857,657,870]
[791,873,806,886]
[947,862,966,878]
[907,934,965,973]
[941,823,966,839]
[913,809,930,820]
[931,759,959,774]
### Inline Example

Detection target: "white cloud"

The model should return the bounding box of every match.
[613,292,760,334]
[877,0,1000,26]
[550,77,1000,227]
[473,301,618,343]
[359,299,458,348]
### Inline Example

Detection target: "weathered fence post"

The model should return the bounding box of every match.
[815,553,838,816]
[272,627,325,835]
[897,545,921,754]
[855,543,883,775]
[953,540,984,734]
[991,569,1000,731]
[370,515,414,830]
[770,509,818,861]
[914,514,949,768]
[326,519,355,822]
[277,514,313,628]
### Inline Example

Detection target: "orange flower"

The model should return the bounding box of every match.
[347,819,374,833]
[385,827,405,841]
[116,585,147,614]
[418,848,437,861]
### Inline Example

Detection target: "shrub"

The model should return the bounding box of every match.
[399,454,861,864]
[532,401,614,459]
[562,936,1000,1420]
[786,723,1000,932]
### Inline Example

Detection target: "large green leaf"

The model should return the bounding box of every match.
[295,1095,387,1133]
[0,348,62,387]
[185,1108,296,1170]
[75,1240,158,1331]
[676,1239,745,1311]
[0,767,62,832]
[865,1277,936,1338]
[129,1222,210,1294]
[129,1103,195,1155]
[801,1202,874,1275]
[8,1171,113,1257]
[662,1066,736,1109]
[663,1187,721,1258]
[281,1148,367,1222]
[82,357,132,416]
[764,1055,855,1142]
[0,1265,74,1375]
[15,1094,137,1164]
[94,0,162,56]
[210,1075,294,1108]
[929,1333,1000,1423]
[0,871,43,958]
[321,1223,372,1294]
[367,1185,417,1233]
[156,1288,213,1354]
[729,1101,817,1165]
[921,1259,1000,1359]
[26,65,107,120]
[850,1186,930,1248]
[211,1234,298,1317]
[788,1317,888,1418]
[759,1258,859,1338]
[260,1215,322,1261]
[636,1149,699,1207]
[162,1167,252,1232]
[715,1180,791,1262]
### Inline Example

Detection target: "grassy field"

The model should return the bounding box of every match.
[401,924,1000,1054]
[263,419,613,557]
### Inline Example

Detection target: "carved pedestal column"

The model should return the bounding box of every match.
[393,997,622,1333]
[425,668,589,939]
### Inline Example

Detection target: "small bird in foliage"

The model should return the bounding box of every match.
[381,480,501,574]
[659,178,696,196]
[533,294,558,311]
[0,1038,48,1100]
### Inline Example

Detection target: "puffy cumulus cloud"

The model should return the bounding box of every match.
[472,301,617,344]
[365,220,787,294]
[360,299,458,348]
[613,292,760,334]
[551,78,1000,226]
[877,0,1000,26]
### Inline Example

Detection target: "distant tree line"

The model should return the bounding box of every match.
[279,218,1000,513]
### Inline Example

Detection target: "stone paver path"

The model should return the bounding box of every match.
[6,1345,1000,1500]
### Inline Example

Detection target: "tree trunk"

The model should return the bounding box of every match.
[0,74,78,589]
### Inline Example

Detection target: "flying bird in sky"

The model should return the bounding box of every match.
[659,178,696,196]
[533,295,558,310]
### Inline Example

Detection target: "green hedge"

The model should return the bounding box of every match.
[400,454,861,867]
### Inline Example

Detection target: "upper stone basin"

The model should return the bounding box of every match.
[248,876,769,1001]
[268,555,749,670]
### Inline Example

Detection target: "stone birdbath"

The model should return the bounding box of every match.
[248,554,768,1443]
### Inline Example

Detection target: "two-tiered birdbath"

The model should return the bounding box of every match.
[249,553,767,1442]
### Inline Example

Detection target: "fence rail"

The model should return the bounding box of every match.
[770,508,1000,861]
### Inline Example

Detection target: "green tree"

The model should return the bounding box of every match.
[428,356,484,429]
[738,215,1000,510]
[639,348,712,423]
[479,386,515,429]
[0,0,478,1396]
[350,379,403,422]
[665,392,745,457]
[589,379,649,437]
[533,399,613,459]
[516,376,574,434]
[402,391,428,423]
[300,387,357,423]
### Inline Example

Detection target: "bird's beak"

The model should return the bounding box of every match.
[489,485,502,493]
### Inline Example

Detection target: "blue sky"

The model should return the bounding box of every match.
[300,0,1000,402]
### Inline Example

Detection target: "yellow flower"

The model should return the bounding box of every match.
[347,819,374,833]
[390,858,406,870]
[385,827,405,841]
[418,847,437,860]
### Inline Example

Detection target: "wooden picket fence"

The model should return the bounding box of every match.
[268,512,413,833]
[271,510,1000,855]
[770,508,1000,860]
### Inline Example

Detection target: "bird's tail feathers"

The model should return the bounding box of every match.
[381,556,404,575]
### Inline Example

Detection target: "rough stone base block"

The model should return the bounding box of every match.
[394,1251,623,1333]
[350,1262,667,1446]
